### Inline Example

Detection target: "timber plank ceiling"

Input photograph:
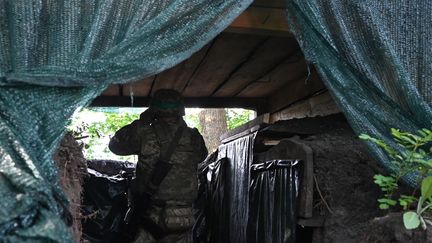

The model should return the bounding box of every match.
[93,0,326,114]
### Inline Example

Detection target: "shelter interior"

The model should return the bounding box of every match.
[86,2,344,241]
[93,0,340,121]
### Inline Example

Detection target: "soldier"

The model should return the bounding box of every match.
[109,89,208,243]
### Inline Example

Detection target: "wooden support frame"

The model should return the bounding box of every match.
[252,0,286,9]
[220,113,270,143]
[91,96,268,114]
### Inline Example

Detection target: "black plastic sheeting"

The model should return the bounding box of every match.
[196,135,302,243]
[82,160,135,243]
[248,160,302,243]
[194,157,231,243]
[217,133,255,243]
[83,151,301,243]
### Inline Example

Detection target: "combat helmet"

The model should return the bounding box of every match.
[149,89,185,116]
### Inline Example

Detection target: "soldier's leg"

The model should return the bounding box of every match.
[133,227,157,243]
[158,205,195,243]
[158,230,193,243]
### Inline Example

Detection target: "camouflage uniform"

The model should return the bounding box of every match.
[109,90,207,243]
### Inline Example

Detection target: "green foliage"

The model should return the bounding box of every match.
[422,176,432,199]
[403,211,421,229]
[68,108,254,160]
[399,195,417,210]
[226,109,253,130]
[373,174,398,196]
[68,109,140,161]
[184,112,201,131]
[360,128,432,230]
[87,112,139,138]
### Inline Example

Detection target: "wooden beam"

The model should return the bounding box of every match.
[269,91,340,122]
[252,0,286,9]
[237,50,307,97]
[212,37,300,97]
[225,6,290,36]
[220,113,270,143]
[150,43,211,95]
[119,76,155,97]
[181,39,218,94]
[267,69,326,113]
[90,96,267,114]
[182,33,266,97]
[101,84,121,96]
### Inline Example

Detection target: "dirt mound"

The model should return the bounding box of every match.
[262,114,415,242]
[54,132,88,242]
[362,213,432,242]
[303,127,384,242]
[290,115,430,243]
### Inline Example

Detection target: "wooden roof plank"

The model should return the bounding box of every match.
[150,43,211,95]
[267,69,326,113]
[251,0,286,9]
[237,52,309,97]
[226,6,290,35]
[91,96,267,113]
[101,84,121,96]
[122,76,155,97]
[182,33,267,97]
[213,37,300,97]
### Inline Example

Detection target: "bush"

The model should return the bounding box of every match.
[360,128,432,230]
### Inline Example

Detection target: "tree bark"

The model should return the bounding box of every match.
[198,109,228,153]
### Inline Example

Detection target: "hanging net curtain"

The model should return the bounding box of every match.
[285,1,432,185]
[0,0,252,241]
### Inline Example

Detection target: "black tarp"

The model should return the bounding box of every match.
[82,160,135,243]
[197,134,302,243]
[247,160,302,243]
[218,134,255,243]
[194,157,231,243]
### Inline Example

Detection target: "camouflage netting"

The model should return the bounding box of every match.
[0,1,252,241]
[2,0,431,241]
[285,1,432,185]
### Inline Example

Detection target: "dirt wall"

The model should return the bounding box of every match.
[54,132,87,242]
[260,114,431,242]
[301,124,383,242]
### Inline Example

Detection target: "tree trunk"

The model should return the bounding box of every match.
[198,109,228,153]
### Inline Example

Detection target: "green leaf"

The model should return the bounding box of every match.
[359,134,372,140]
[419,130,428,137]
[379,204,389,210]
[388,199,397,205]
[421,176,432,200]
[377,198,397,206]
[403,212,421,230]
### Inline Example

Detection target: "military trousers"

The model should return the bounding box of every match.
[133,204,195,243]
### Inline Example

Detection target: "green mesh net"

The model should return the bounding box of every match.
[2,0,431,241]
[0,1,252,241]
[285,1,432,185]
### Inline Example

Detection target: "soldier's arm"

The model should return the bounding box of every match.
[109,120,142,155]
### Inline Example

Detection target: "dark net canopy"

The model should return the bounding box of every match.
[0,0,252,241]
[286,1,432,185]
[0,0,431,241]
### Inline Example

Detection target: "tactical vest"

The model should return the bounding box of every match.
[135,120,205,204]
